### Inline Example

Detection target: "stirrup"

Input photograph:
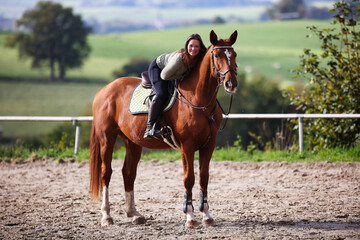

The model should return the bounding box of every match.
[144,123,160,140]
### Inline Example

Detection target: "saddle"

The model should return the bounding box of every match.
[141,71,152,89]
[129,73,177,114]
[129,71,180,150]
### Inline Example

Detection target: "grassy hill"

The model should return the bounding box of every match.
[1,21,328,82]
[0,20,329,138]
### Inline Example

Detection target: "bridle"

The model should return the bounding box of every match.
[175,45,237,132]
[209,46,237,130]
[211,46,238,82]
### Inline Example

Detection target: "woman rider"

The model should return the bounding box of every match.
[144,33,207,139]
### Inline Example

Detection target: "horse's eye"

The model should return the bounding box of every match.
[215,54,219,58]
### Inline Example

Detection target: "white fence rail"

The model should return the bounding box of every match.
[0,116,93,154]
[225,114,360,153]
[1,114,359,154]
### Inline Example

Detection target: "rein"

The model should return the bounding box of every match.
[217,95,233,130]
[175,46,236,131]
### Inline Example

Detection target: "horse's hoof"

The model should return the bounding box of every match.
[185,220,200,228]
[202,218,215,227]
[101,217,114,226]
[132,215,146,225]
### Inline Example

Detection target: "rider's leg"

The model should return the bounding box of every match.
[144,60,168,139]
[143,95,165,139]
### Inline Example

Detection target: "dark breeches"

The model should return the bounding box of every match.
[148,59,169,102]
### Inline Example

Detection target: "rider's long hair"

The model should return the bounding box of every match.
[178,33,207,69]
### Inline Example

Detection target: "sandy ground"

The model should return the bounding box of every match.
[1,157,359,239]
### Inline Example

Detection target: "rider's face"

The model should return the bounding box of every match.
[187,39,200,58]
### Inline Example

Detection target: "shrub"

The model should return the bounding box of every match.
[287,0,360,150]
[113,57,150,78]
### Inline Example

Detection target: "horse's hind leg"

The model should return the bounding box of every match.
[122,139,146,224]
[198,143,216,226]
[99,130,117,226]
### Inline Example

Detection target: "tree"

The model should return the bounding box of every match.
[287,0,360,150]
[265,0,305,20]
[5,1,92,81]
[113,57,150,78]
[277,0,305,17]
[212,16,226,24]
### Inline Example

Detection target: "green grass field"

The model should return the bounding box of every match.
[0,81,102,137]
[1,145,359,162]
[84,20,328,82]
[1,20,328,81]
[0,20,330,138]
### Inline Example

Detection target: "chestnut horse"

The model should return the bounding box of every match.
[89,30,238,227]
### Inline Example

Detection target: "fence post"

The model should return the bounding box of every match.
[298,117,304,153]
[73,120,80,155]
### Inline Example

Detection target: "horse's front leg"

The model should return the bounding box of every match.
[181,147,199,227]
[198,143,216,226]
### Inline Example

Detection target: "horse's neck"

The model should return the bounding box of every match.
[180,54,218,107]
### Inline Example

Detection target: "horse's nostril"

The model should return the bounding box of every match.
[225,81,232,89]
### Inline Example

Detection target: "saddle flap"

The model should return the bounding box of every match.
[129,83,177,115]
[141,71,152,89]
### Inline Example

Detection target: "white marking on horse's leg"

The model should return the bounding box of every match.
[185,205,196,223]
[199,192,215,226]
[101,186,114,226]
[201,198,215,226]
[124,191,146,224]
[185,204,199,227]
[124,190,137,216]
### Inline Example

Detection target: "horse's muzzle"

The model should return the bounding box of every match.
[224,78,237,94]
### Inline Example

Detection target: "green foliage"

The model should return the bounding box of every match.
[288,0,360,150]
[277,0,305,16]
[267,0,305,20]
[112,57,150,78]
[4,1,91,81]
[33,105,93,149]
[217,72,293,149]
[212,16,226,24]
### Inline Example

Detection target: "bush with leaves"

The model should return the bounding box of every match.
[217,72,293,150]
[113,57,150,78]
[287,0,360,150]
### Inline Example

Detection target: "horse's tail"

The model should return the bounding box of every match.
[89,121,102,200]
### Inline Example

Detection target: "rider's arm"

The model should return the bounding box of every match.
[160,53,183,80]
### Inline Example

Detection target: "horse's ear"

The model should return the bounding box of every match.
[210,30,218,46]
[229,30,238,45]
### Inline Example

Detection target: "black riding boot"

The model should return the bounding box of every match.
[144,96,164,139]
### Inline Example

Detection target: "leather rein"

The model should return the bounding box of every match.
[175,46,237,131]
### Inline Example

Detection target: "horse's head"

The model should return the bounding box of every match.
[209,30,238,94]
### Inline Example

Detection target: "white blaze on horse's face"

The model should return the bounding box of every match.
[224,49,232,66]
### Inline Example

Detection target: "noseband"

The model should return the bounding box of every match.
[211,46,237,82]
